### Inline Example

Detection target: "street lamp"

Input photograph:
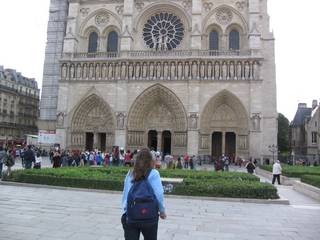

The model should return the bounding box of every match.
[268,144,278,163]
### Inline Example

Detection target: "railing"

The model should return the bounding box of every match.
[60,57,262,82]
[62,49,256,60]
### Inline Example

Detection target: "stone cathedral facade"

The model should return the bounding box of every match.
[39,0,277,160]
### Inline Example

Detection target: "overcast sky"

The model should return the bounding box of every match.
[0,0,319,121]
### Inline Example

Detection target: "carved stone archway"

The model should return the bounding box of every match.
[70,94,115,151]
[127,84,187,155]
[200,90,249,159]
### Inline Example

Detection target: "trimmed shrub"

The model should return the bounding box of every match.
[172,180,278,199]
[301,175,320,188]
[3,167,278,199]
[260,165,320,178]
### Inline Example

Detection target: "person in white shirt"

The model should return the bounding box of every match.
[272,160,282,185]
[34,152,42,169]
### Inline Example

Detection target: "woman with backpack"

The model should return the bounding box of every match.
[121,148,166,240]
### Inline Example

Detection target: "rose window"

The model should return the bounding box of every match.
[143,12,184,51]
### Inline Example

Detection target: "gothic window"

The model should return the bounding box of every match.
[88,32,98,53]
[312,132,318,144]
[143,12,184,51]
[209,31,219,50]
[229,30,240,50]
[107,31,118,52]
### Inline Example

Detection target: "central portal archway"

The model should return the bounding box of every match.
[127,84,187,155]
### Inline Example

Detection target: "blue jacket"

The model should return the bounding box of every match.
[122,169,165,214]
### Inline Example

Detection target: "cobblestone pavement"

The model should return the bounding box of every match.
[0,184,320,240]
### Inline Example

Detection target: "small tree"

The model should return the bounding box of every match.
[278,113,290,153]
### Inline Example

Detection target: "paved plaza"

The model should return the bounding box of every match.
[0,182,320,240]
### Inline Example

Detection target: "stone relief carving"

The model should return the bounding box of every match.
[57,112,65,127]
[238,135,248,150]
[115,5,124,15]
[189,113,199,130]
[253,61,260,80]
[116,112,126,130]
[62,64,68,79]
[251,113,261,131]
[174,133,187,147]
[200,135,209,149]
[95,13,110,26]
[203,2,213,12]
[135,1,145,11]
[128,131,144,146]
[61,60,260,82]
[120,62,127,79]
[80,8,89,17]
[236,1,246,11]
[182,0,192,11]
[69,64,75,79]
[216,7,233,25]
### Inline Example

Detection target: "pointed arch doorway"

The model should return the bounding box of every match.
[127,84,187,155]
[201,90,249,160]
[70,94,115,151]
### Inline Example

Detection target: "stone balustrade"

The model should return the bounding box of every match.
[60,57,262,82]
[62,50,255,60]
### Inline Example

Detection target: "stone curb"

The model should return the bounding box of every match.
[0,180,289,205]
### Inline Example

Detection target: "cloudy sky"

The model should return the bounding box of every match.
[0,0,319,121]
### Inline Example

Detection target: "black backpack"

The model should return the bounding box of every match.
[4,154,15,167]
[126,169,159,225]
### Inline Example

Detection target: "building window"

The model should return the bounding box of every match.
[315,121,318,127]
[143,12,184,51]
[312,132,318,144]
[88,32,98,53]
[107,31,119,53]
[229,30,240,50]
[209,31,219,50]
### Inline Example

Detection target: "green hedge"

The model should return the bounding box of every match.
[260,165,320,178]
[159,169,259,182]
[301,175,320,188]
[173,181,278,199]
[3,167,278,199]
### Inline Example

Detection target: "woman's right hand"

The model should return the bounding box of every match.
[160,212,167,220]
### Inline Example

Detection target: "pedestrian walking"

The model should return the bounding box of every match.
[121,148,166,240]
[183,154,189,169]
[0,146,6,178]
[245,159,256,174]
[3,149,15,177]
[34,152,42,169]
[272,160,282,185]
[52,150,61,168]
[24,145,35,169]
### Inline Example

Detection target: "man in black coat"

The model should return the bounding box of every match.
[24,145,35,169]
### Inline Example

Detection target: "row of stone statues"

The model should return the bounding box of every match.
[61,60,261,81]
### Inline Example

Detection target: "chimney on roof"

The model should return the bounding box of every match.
[312,100,318,109]
[298,103,307,109]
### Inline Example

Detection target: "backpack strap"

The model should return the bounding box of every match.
[144,168,153,180]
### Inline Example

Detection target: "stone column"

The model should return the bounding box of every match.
[40,0,69,122]
[222,132,226,155]
[191,0,202,49]
[157,131,162,152]
[188,131,198,155]
[93,132,99,150]
[63,2,79,53]
[248,0,262,50]
[121,0,134,51]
